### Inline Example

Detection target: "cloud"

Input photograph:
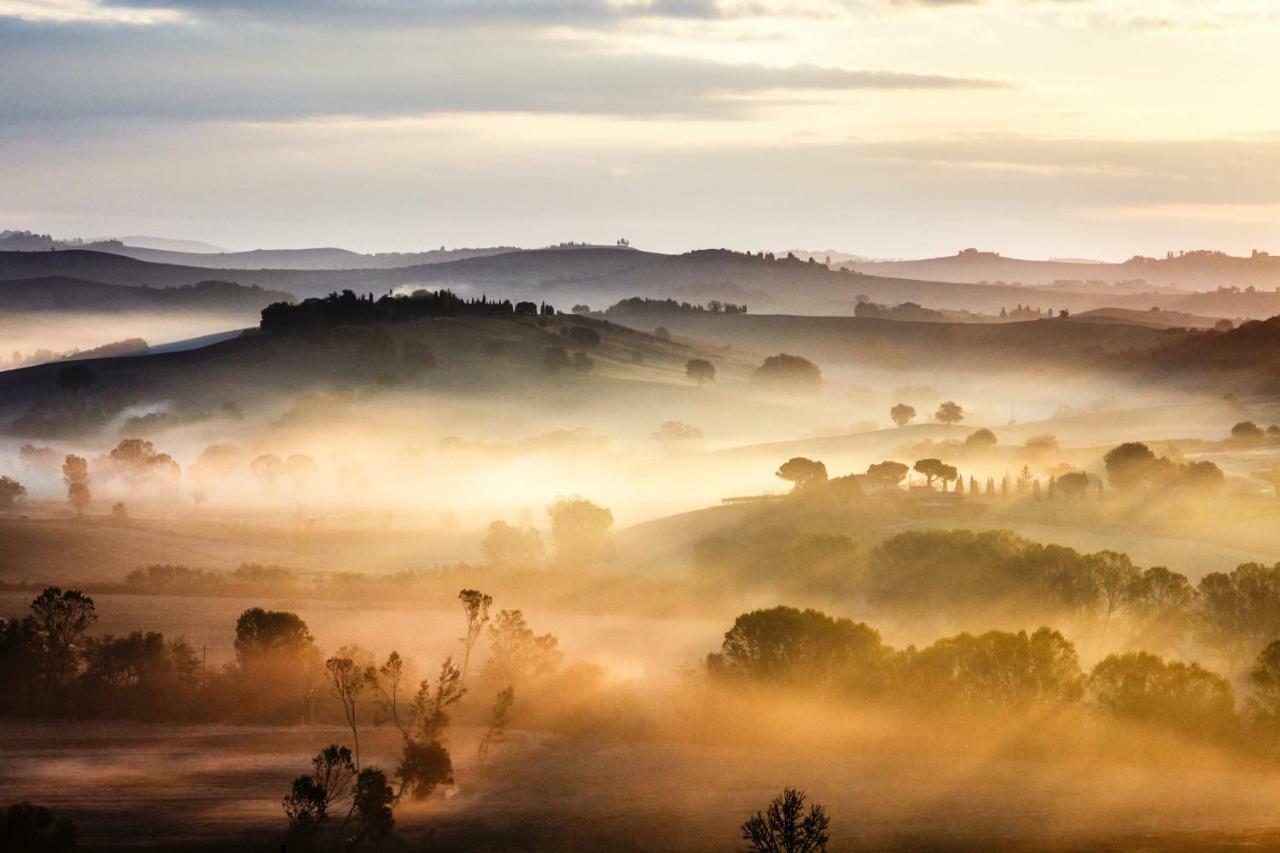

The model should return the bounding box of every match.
[0,18,1005,123]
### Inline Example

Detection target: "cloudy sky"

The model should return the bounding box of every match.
[2,0,1277,258]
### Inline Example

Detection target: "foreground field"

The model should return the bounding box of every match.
[5,719,1280,852]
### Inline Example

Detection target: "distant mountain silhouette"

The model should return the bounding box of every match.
[90,244,520,270]
[846,248,1280,291]
[5,246,1280,318]
[113,235,227,254]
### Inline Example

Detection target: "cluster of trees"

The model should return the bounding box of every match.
[707,605,1272,744]
[1103,442,1224,493]
[261,289,554,333]
[696,525,1280,663]
[0,585,552,742]
[888,401,964,428]
[604,297,747,316]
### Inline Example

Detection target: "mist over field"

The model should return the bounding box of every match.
[5,1,1280,850]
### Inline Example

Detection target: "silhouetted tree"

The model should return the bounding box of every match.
[283,745,355,843]
[1056,471,1090,499]
[0,802,78,852]
[30,587,96,691]
[964,428,997,450]
[935,400,964,426]
[864,461,908,486]
[1247,641,1280,730]
[351,767,395,844]
[707,606,886,690]
[1088,652,1236,738]
[0,476,26,509]
[655,420,704,450]
[1231,421,1265,443]
[890,403,916,428]
[686,358,716,385]
[776,457,828,491]
[458,589,494,683]
[912,458,956,489]
[325,657,367,768]
[477,685,516,770]
[741,788,830,853]
[753,354,821,395]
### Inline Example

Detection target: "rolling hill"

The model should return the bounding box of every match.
[0,276,293,314]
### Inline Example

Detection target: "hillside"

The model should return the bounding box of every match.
[0,276,293,313]
[597,310,1180,371]
[0,311,743,438]
[90,244,519,270]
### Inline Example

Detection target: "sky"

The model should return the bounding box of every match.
[2,0,1278,260]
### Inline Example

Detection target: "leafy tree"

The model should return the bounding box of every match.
[1103,442,1167,491]
[1231,421,1265,442]
[753,354,822,395]
[905,627,1083,708]
[0,475,26,509]
[547,497,614,566]
[398,739,454,800]
[458,589,494,683]
[1198,563,1280,658]
[233,608,319,721]
[1123,566,1195,651]
[484,610,562,687]
[1088,652,1236,738]
[477,686,516,770]
[1055,471,1090,499]
[776,457,828,491]
[1247,640,1280,729]
[235,608,314,663]
[741,788,830,853]
[864,461,908,486]
[964,428,997,450]
[707,606,887,692]
[29,587,96,689]
[352,767,395,844]
[889,403,916,428]
[282,746,355,842]
[1085,550,1140,634]
[685,358,716,385]
[481,522,544,569]
[912,458,956,489]
[935,400,964,426]
[61,454,90,516]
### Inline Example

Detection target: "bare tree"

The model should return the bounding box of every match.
[741,788,830,853]
[325,657,367,769]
